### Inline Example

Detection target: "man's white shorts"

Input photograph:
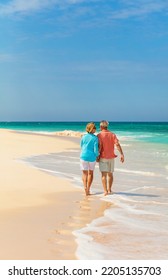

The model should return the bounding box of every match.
[80,159,96,171]
[99,158,114,173]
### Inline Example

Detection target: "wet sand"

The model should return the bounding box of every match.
[0,129,110,260]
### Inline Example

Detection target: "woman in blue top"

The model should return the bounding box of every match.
[80,122,99,195]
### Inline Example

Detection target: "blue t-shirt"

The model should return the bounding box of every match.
[80,133,99,162]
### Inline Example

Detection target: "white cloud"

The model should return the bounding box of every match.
[0,0,167,23]
[0,0,91,16]
[0,0,58,15]
[109,1,168,20]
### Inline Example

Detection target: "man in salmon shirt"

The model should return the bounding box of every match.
[97,120,124,195]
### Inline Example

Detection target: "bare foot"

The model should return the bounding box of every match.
[104,191,108,196]
[85,187,92,196]
[84,188,88,195]
[85,189,91,196]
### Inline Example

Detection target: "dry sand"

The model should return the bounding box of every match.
[0,129,110,260]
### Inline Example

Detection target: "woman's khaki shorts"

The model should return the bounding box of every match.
[99,158,114,173]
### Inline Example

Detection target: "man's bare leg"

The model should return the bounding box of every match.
[107,172,113,193]
[101,172,108,195]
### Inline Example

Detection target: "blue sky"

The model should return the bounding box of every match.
[0,0,168,121]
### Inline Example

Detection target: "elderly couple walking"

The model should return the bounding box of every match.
[80,120,124,196]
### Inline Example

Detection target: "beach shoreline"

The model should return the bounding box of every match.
[0,129,110,260]
[0,128,167,260]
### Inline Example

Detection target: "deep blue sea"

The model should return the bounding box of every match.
[0,121,168,144]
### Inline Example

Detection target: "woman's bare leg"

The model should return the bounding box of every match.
[87,170,94,195]
[82,171,88,195]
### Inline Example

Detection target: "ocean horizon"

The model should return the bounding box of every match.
[0,121,168,144]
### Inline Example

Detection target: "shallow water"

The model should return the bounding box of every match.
[20,137,168,260]
[1,121,168,144]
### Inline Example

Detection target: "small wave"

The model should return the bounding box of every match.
[105,198,153,215]
[57,155,79,159]
[14,129,55,135]
[64,149,80,153]
[116,168,156,177]
[55,130,83,137]
[13,129,83,138]
[38,168,79,179]
[119,143,131,147]
[128,186,165,192]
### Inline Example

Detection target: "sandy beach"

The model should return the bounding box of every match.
[0,129,110,260]
[0,128,167,260]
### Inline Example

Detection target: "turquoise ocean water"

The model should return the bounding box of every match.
[1,122,168,259]
[0,121,168,144]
